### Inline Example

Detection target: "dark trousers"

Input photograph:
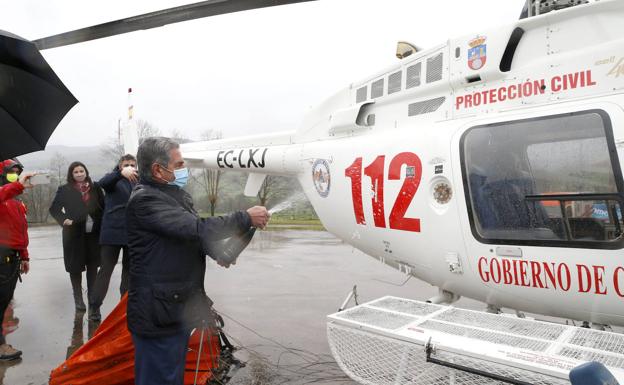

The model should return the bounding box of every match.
[132,330,190,385]
[90,245,129,307]
[0,258,20,345]
[69,264,97,302]
[69,232,100,305]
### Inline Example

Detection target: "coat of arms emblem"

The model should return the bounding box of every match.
[468,36,487,70]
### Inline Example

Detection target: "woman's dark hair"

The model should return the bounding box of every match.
[67,161,93,185]
[118,154,136,166]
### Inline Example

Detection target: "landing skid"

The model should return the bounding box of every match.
[327,296,624,385]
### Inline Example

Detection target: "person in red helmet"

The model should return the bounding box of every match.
[0,159,34,360]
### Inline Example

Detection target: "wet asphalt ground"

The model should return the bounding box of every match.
[1,225,488,385]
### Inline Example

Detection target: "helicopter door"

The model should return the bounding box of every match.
[455,109,624,320]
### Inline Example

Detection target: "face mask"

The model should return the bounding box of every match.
[6,173,18,183]
[162,166,189,188]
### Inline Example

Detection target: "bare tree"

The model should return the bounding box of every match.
[136,119,161,142]
[50,152,68,183]
[22,153,66,223]
[193,130,223,216]
[169,129,193,144]
[22,183,56,223]
[197,168,222,216]
[257,176,294,208]
[100,119,161,162]
[258,176,274,207]
[100,136,124,163]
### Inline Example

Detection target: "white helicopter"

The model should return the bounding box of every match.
[170,0,624,328]
[33,0,624,383]
[178,0,624,383]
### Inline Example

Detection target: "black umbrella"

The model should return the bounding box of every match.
[0,30,77,159]
[0,0,315,159]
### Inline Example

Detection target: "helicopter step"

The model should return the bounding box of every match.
[327,296,624,385]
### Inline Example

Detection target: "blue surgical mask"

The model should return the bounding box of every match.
[169,167,189,188]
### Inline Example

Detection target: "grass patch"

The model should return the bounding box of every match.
[200,213,324,229]
[267,217,322,226]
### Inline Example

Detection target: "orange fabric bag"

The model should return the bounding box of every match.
[49,294,221,385]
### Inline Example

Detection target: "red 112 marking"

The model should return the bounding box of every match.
[364,155,386,228]
[345,152,422,232]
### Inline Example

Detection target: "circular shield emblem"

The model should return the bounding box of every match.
[312,159,331,198]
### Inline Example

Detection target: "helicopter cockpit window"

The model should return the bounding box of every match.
[462,110,624,248]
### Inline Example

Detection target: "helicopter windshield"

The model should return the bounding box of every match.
[462,110,624,247]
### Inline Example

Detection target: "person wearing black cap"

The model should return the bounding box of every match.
[0,159,34,360]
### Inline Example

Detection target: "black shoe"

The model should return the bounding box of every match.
[88,306,101,322]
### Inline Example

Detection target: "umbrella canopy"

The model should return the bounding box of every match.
[0,30,77,159]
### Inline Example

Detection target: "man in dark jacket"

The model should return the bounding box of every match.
[0,159,34,360]
[89,154,137,321]
[127,137,269,385]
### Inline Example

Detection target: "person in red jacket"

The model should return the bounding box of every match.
[0,159,34,360]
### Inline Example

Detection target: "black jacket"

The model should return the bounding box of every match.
[49,182,105,273]
[98,167,135,245]
[126,180,251,337]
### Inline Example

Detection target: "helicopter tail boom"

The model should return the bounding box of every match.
[181,129,303,174]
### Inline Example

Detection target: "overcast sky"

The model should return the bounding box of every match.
[1,0,525,147]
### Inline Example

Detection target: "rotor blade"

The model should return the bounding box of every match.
[33,0,316,50]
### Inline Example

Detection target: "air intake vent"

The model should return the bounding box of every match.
[408,97,445,116]
[371,79,384,99]
[521,0,588,18]
[388,71,402,94]
[406,63,421,89]
[426,53,443,83]
[356,86,367,103]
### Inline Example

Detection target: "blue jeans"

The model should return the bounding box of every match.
[132,330,190,385]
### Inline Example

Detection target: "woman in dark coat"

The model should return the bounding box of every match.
[49,162,104,312]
